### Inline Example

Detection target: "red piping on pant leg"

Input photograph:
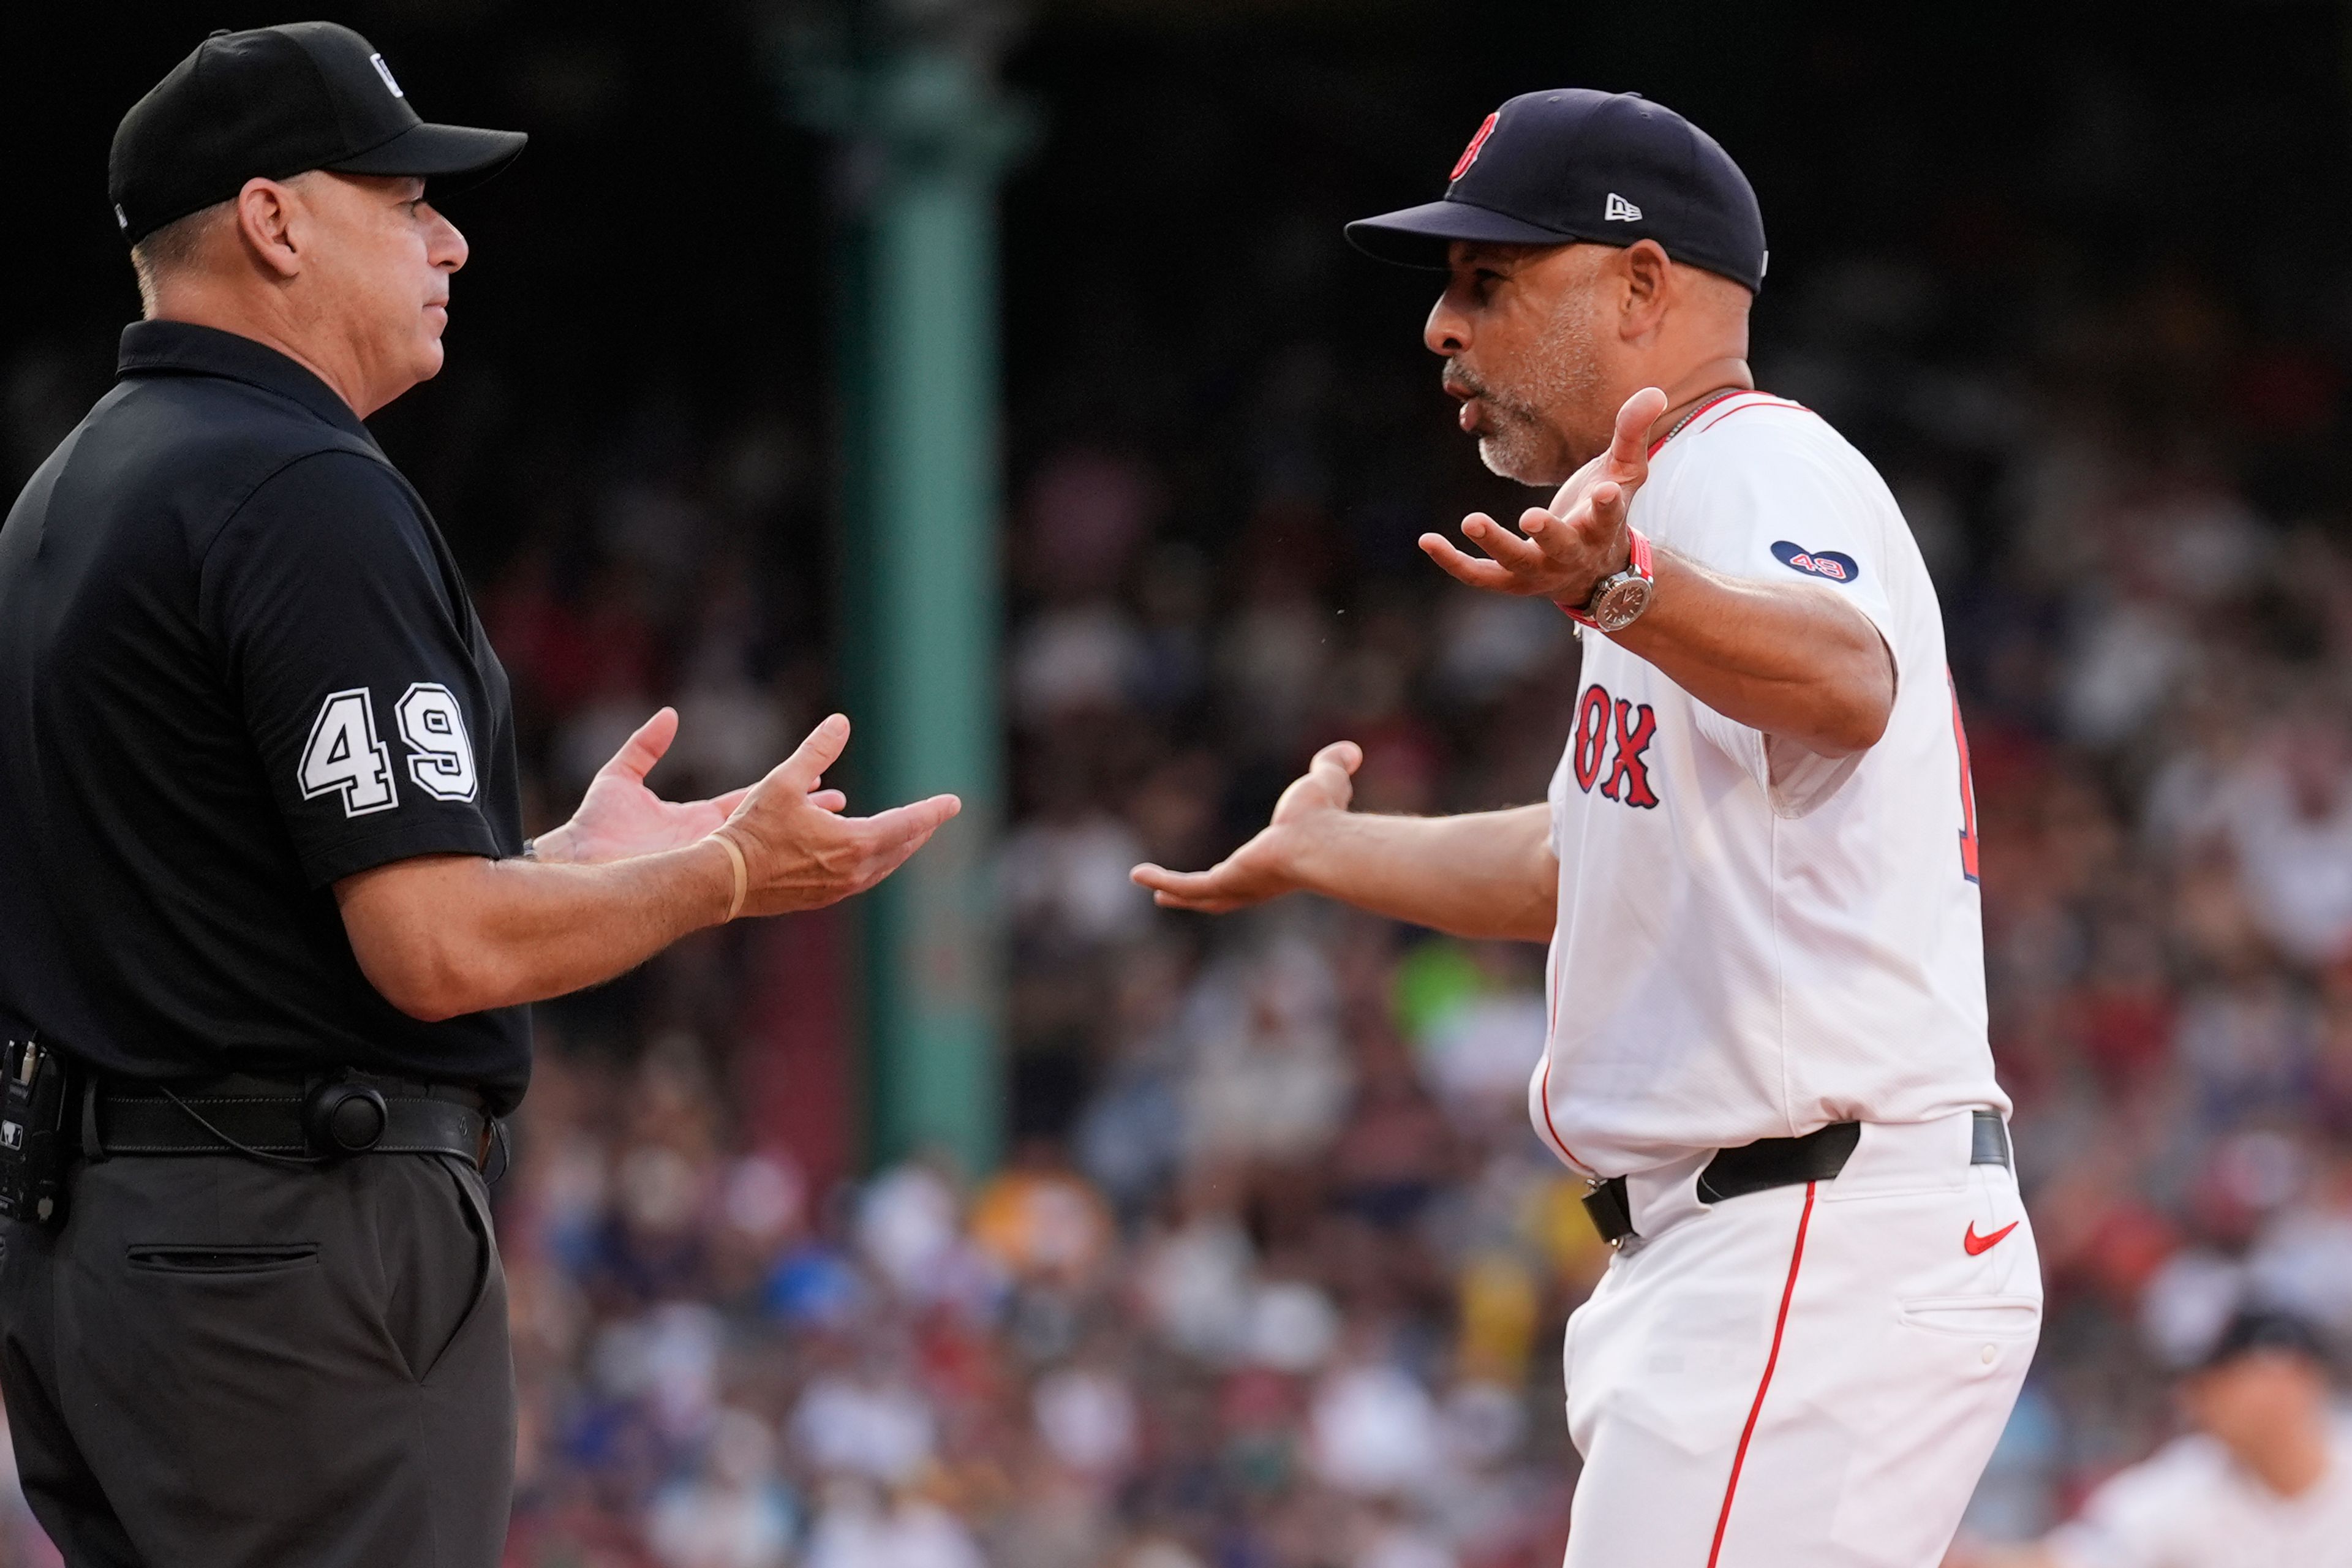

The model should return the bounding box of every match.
[1705,1178,1817,1567]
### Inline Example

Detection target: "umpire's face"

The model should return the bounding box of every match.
[279,172,470,410]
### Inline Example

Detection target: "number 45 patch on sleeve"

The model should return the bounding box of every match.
[300,684,478,818]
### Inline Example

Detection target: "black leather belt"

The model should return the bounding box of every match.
[1581,1110,2014,1246]
[88,1071,492,1169]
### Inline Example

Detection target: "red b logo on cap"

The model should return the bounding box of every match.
[1450,111,1499,181]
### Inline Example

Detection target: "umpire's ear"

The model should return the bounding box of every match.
[232,175,308,279]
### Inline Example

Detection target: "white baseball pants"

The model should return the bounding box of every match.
[1560,1112,2040,1567]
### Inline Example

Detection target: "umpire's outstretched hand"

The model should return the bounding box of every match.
[714,714,960,918]
[336,711,956,1022]
[532,705,846,866]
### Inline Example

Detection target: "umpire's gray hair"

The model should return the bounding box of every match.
[127,199,232,318]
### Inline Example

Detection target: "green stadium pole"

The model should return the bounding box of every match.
[787,13,1030,1176]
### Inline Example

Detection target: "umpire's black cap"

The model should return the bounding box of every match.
[1346,89,1767,293]
[109,22,526,246]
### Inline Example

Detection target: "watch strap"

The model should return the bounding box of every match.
[1561,527,1654,630]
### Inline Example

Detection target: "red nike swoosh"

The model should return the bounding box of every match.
[1964,1221,2019,1256]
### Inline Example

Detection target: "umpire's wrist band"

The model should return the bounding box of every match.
[709,831,748,922]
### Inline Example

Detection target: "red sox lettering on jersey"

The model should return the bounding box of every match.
[1569,684,1659,809]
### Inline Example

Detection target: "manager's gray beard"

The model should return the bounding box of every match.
[1474,300,1604,483]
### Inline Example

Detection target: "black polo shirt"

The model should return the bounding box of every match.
[0,321,529,1110]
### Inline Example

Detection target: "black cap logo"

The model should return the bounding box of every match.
[369,53,404,99]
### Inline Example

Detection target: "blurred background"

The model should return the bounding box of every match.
[10,1,2352,1563]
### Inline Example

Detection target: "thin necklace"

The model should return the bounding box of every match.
[1649,388,1747,453]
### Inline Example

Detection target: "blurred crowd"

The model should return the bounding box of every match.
[10,68,2352,1568]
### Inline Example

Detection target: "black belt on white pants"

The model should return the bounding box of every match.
[1581,1110,2014,1246]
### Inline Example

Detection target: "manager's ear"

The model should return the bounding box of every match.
[233,176,306,281]
[1619,238,1673,338]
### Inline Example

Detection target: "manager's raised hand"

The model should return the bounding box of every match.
[1420,385,1668,606]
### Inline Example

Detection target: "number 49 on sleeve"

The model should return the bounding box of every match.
[298,687,398,817]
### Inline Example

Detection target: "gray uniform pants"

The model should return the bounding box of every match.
[0,1150,514,1567]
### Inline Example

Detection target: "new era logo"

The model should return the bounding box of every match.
[1604,192,1642,222]
[370,52,405,99]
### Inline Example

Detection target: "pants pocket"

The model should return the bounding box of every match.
[1898,1294,2041,1339]
[127,1243,320,1275]
[380,1158,494,1384]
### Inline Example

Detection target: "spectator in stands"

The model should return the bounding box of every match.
[1944,1309,2352,1568]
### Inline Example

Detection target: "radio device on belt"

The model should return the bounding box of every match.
[0,1037,74,1228]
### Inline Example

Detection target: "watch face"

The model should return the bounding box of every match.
[1592,576,1654,633]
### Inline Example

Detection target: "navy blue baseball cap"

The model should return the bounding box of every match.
[1346,89,1768,293]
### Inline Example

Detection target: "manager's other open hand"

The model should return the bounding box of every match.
[1420,385,1668,607]
[717,714,959,918]
[1129,741,1361,914]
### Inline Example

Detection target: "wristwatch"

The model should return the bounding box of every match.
[1563,527,1656,633]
